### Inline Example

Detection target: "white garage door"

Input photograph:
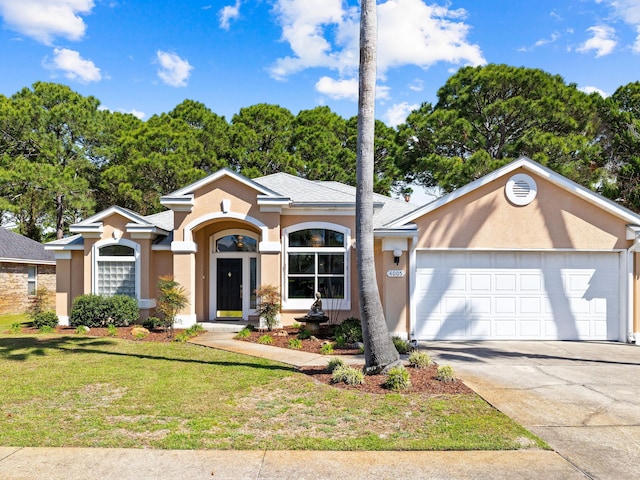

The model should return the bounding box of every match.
[415,251,621,341]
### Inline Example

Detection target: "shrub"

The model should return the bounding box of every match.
[320,342,334,355]
[257,334,273,345]
[38,325,55,334]
[75,326,88,335]
[334,334,347,348]
[392,336,412,354]
[174,332,190,342]
[235,327,251,339]
[107,324,117,337]
[9,322,21,334]
[288,338,303,349]
[70,294,139,328]
[291,322,301,330]
[255,285,281,331]
[331,365,365,386]
[186,324,205,336]
[33,311,59,329]
[156,275,189,331]
[297,328,311,340]
[384,366,411,391]
[26,286,52,320]
[408,350,432,369]
[436,365,456,383]
[327,357,346,372]
[143,317,164,330]
[333,317,362,344]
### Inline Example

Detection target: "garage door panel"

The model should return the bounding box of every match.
[415,251,620,341]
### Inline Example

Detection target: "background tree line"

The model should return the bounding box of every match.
[1,64,639,241]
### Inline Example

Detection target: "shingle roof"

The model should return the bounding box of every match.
[254,173,418,227]
[0,228,55,263]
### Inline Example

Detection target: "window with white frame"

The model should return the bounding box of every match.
[27,265,37,296]
[95,243,137,298]
[284,224,350,309]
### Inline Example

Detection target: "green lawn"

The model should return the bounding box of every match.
[0,320,546,451]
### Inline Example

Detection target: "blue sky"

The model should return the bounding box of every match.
[1,0,639,127]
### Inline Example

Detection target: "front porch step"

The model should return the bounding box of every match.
[197,321,249,333]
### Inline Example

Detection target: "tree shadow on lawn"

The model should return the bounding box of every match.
[0,335,296,373]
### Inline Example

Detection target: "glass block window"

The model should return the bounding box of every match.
[96,244,136,298]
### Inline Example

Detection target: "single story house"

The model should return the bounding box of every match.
[46,157,640,343]
[0,227,56,314]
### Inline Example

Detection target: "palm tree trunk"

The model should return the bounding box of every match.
[356,0,400,374]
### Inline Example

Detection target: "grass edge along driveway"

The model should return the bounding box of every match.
[0,331,547,451]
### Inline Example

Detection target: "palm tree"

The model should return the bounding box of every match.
[356,0,400,374]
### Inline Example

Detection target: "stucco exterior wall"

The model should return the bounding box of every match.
[414,168,630,251]
[0,263,55,315]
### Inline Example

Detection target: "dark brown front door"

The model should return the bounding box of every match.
[217,258,242,317]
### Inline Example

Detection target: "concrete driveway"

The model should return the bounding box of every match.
[427,341,640,480]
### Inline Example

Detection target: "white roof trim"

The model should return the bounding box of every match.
[388,156,640,227]
[71,205,155,229]
[163,168,280,198]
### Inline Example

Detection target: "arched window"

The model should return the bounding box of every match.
[94,241,138,298]
[284,223,350,310]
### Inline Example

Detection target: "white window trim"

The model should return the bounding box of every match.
[282,222,351,311]
[27,265,37,296]
[92,238,141,301]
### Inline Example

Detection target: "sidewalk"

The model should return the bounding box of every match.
[0,333,590,479]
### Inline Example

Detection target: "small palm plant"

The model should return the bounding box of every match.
[156,275,189,336]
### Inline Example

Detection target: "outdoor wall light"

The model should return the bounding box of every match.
[393,249,402,265]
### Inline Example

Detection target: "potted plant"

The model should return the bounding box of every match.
[255,285,281,331]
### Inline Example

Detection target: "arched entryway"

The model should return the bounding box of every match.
[209,229,259,320]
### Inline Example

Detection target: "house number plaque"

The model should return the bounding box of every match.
[387,270,404,278]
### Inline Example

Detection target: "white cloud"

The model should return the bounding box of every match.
[269,0,484,80]
[577,25,617,57]
[219,0,241,30]
[579,85,608,97]
[44,48,101,83]
[384,102,419,127]
[0,0,94,45]
[99,105,146,119]
[315,76,358,100]
[156,50,193,87]
[408,79,423,92]
[600,0,640,52]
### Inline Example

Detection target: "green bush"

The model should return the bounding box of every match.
[333,317,362,344]
[288,338,303,349]
[235,327,251,339]
[142,317,164,330]
[297,329,311,340]
[320,342,334,355]
[32,311,59,329]
[257,334,273,345]
[436,365,455,383]
[327,357,346,372]
[38,325,55,334]
[334,334,347,348]
[107,324,117,336]
[174,332,190,342]
[9,322,21,334]
[331,365,365,386]
[392,336,411,354]
[186,324,205,336]
[384,366,411,391]
[408,350,432,369]
[70,294,139,327]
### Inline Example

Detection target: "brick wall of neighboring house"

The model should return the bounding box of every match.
[0,263,56,315]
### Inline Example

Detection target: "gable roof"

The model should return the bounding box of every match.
[0,228,55,264]
[387,156,640,228]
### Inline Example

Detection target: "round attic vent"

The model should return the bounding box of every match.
[505,173,537,206]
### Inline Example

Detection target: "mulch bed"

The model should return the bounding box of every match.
[22,325,181,343]
[238,325,473,396]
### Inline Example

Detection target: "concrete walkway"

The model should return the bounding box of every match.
[1,333,616,479]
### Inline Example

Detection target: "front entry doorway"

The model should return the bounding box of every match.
[210,231,259,320]
[216,258,243,317]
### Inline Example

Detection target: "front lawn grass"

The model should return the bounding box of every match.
[0,330,547,451]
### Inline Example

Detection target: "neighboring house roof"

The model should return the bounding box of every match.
[0,228,55,264]
[388,156,640,228]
